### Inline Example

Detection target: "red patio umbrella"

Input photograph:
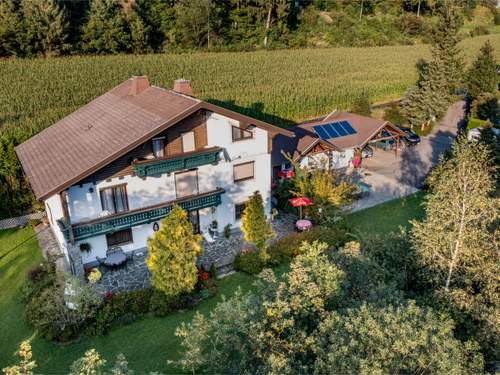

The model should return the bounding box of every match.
[289,197,313,219]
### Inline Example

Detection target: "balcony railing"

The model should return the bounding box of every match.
[132,147,223,177]
[58,188,225,242]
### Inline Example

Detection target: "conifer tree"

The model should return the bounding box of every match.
[20,0,69,57]
[352,90,371,116]
[81,0,129,54]
[241,191,274,256]
[467,40,498,99]
[0,0,21,57]
[431,1,463,97]
[147,205,201,297]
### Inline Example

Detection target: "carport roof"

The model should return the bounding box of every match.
[297,111,405,150]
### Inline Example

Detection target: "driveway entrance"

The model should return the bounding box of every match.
[350,101,464,212]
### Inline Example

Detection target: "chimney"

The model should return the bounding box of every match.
[129,76,149,95]
[173,79,193,96]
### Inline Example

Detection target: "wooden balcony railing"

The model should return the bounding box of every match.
[58,188,225,242]
[132,147,223,177]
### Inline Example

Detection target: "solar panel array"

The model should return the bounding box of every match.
[312,121,357,140]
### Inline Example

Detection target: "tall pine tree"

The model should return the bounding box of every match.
[146,205,201,297]
[0,0,21,57]
[403,1,463,128]
[20,0,69,57]
[467,40,498,99]
[81,0,129,54]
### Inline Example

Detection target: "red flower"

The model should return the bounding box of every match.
[105,291,113,301]
[197,269,209,281]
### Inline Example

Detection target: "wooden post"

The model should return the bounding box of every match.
[60,191,74,244]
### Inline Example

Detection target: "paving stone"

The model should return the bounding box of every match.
[92,214,296,294]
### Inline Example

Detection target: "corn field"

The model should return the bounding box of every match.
[1,35,499,143]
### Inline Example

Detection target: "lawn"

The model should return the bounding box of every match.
[1,194,426,372]
[347,192,426,235]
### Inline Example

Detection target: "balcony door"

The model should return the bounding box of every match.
[175,169,198,198]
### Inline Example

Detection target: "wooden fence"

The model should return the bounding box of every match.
[0,212,46,230]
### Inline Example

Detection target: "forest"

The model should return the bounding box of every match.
[0,0,499,57]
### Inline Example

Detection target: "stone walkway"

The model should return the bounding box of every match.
[94,251,151,294]
[92,214,296,293]
[34,224,68,274]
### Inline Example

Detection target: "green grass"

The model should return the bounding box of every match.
[347,192,426,235]
[0,227,43,369]
[1,193,425,372]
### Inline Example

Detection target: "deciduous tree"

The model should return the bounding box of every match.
[146,205,201,297]
[352,90,371,116]
[0,0,21,57]
[411,136,499,359]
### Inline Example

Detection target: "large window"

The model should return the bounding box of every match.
[234,161,254,182]
[232,126,253,142]
[100,185,129,214]
[106,228,133,248]
[152,137,165,158]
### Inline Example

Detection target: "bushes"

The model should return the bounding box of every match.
[23,259,217,341]
[235,226,351,274]
[234,249,267,275]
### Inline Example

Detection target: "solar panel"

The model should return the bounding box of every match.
[313,121,357,140]
[340,121,356,135]
[324,124,340,138]
[313,125,330,140]
[333,123,348,136]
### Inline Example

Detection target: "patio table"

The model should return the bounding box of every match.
[296,219,312,231]
[104,251,126,267]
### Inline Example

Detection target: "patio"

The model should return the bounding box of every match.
[93,213,296,293]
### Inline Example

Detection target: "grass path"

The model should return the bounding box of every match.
[1,193,425,373]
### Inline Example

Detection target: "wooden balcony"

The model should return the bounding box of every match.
[132,147,223,177]
[58,188,225,242]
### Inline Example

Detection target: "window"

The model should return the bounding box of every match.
[175,170,199,198]
[106,228,133,248]
[100,185,129,214]
[234,161,254,182]
[181,131,195,152]
[232,126,253,142]
[235,202,247,220]
[152,137,165,158]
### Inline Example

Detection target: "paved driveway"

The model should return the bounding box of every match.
[350,101,464,212]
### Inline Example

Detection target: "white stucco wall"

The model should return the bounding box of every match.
[64,110,271,265]
[331,149,355,169]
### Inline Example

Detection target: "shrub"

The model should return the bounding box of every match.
[79,243,91,252]
[268,227,350,265]
[25,281,84,342]
[87,268,101,283]
[234,249,266,274]
[383,103,407,126]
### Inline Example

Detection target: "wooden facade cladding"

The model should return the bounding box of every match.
[81,111,208,183]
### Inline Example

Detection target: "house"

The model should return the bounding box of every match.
[272,110,406,176]
[15,76,293,276]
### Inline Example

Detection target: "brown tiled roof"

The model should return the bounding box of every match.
[15,76,293,200]
[297,111,404,150]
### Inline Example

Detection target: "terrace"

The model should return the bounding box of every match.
[58,188,225,242]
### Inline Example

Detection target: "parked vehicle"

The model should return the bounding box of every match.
[361,145,373,158]
[399,127,421,146]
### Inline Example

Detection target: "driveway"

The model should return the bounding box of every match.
[350,101,464,212]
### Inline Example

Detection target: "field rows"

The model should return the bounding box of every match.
[1,35,499,142]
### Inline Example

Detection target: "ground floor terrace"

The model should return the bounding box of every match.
[39,213,296,293]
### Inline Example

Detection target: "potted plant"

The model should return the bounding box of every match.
[79,243,91,253]
[224,224,232,239]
